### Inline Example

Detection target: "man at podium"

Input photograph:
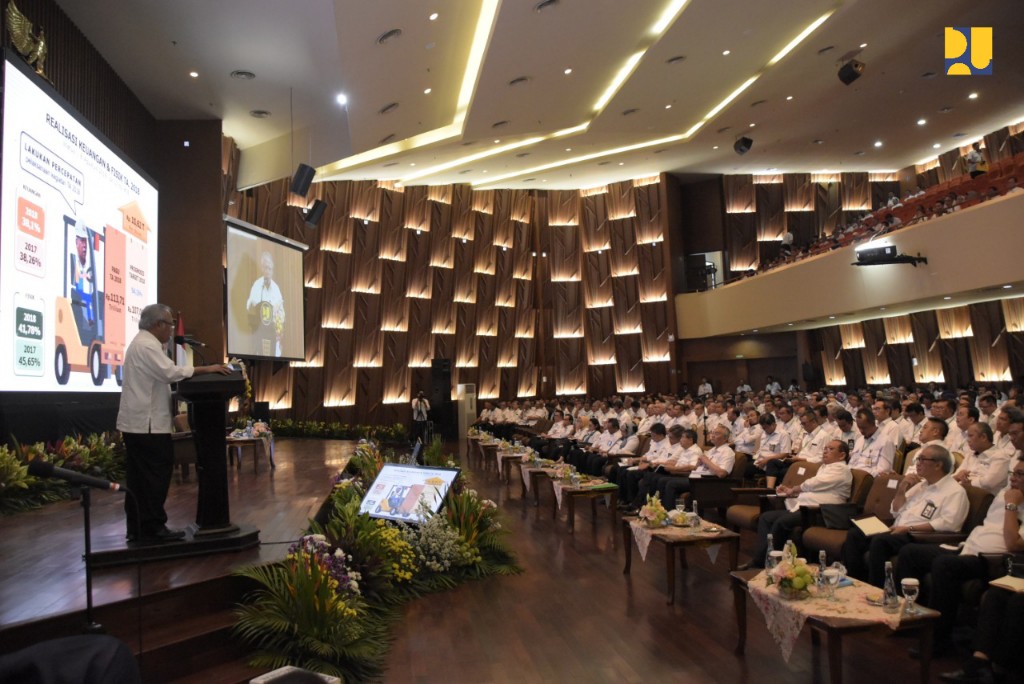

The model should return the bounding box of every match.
[116,303,230,544]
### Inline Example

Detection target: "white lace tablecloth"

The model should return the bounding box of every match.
[627,519,727,564]
[747,571,903,662]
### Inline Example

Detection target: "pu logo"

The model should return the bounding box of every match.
[945,27,992,75]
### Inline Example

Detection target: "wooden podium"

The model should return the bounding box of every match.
[177,371,244,534]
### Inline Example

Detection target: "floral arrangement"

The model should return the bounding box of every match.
[1,433,125,515]
[767,541,816,598]
[638,494,669,527]
[268,419,408,444]
[235,440,519,679]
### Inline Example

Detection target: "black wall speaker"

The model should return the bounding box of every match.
[305,199,327,228]
[733,136,753,155]
[430,358,452,407]
[289,163,316,197]
[838,60,865,85]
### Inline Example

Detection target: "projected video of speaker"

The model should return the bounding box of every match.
[225,218,306,361]
[0,56,159,392]
[358,464,461,524]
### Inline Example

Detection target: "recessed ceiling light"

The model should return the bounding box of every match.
[666,55,686,65]
[1003,284,1013,289]
[873,140,883,147]
[515,152,531,158]
[618,162,624,165]
[968,92,978,99]
[812,139,824,145]
[752,329,759,332]
[917,118,926,125]
[854,151,865,156]
[230,70,256,80]
[429,12,439,20]
[829,316,835,319]
[563,67,572,75]
[665,104,672,109]
[189,71,199,78]
[859,43,867,48]
[943,296,952,300]
[879,307,886,311]
[749,123,756,128]
[933,143,941,149]
[424,88,432,94]
[565,147,572,152]
[336,93,348,106]
[787,323,793,326]
[786,95,793,101]
[622,108,639,116]
[409,163,416,166]
[493,139,500,144]
[712,145,719,149]
[482,170,488,173]
[508,76,530,87]
[722,50,731,56]
[491,120,510,128]
[542,179,547,182]
[939,106,953,113]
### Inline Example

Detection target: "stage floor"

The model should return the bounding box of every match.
[0,437,352,628]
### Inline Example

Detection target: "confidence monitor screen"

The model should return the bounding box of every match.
[225,218,306,361]
[0,55,159,392]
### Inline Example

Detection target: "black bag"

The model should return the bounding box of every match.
[820,503,861,530]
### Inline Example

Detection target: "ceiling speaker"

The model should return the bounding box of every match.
[838,60,865,85]
[733,137,753,155]
[304,199,327,228]
[289,163,316,197]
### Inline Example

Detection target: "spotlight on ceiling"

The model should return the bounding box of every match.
[733,136,753,155]
[838,59,865,85]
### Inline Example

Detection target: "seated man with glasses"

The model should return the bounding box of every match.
[840,444,969,587]
[896,417,1024,664]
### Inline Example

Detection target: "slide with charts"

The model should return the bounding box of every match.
[0,56,158,392]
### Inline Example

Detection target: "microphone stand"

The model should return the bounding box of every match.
[79,485,103,633]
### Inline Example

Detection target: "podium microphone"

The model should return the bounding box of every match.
[27,460,127,493]
[175,335,207,348]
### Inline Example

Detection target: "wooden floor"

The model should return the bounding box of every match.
[1,438,960,682]
[0,437,351,628]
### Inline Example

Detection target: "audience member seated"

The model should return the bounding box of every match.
[748,440,853,568]
[895,453,1024,654]
[848,408,897,476]
[753,413,793,484]
[841,444,968,587]
[655,425,736,512]
[954,423,1012,496]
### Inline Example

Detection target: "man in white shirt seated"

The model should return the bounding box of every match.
[954,422,1011,496]
[832,409,859,452]
[697,377,713,398]
[902,417,949,470]
[733,410,763,459]
[623,427,701,512]
[475,401,495,426]
[977,394,999,431]
[945,405,978,456]
[872,398,903,450]
[677,403,697,430]
[582,417,640,476]
[656,425,737,512]
[991,406,1018,457]
[747,440,853,567]
[794,411,830,463]
[635,403,664,435]
[896,448,1024,652]
[902,402,927,447]
[753,413,793,487]
[614,423,674,505]
[848,408,897,477]
[736,379,753,395]
[840,444,969,587]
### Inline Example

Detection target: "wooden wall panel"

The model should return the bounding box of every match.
[725,212,758,272]
[783,173,814,212]
[634,182,664,245]
[723,175,755,214]
[609,218,640,277]
[581,193,611,253]
[840,172,871,211]
[606,181,637,220]
[755,183,785,241]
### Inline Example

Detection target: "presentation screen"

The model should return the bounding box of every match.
[359,464,461,524]
[0,56,159,392]
[225,218,305,360]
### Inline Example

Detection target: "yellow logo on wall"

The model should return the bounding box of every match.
[945,27,992,75]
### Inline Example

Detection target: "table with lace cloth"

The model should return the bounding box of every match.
[729,568,939,684]
[621,517,740,605]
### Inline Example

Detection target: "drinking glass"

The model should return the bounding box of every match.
[901,578,920,615]
[823,568,840,601]
[767,550,784,570]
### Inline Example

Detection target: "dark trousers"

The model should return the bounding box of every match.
[123,432,174,538]
[765,458,793,482]
[895,543,986,640]
[840,526,913,587]
[412,419,429,444]
[750,509,803,568]
[976,587,1024,666]
[659,475,692,511]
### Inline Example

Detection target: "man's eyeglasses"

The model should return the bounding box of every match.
[157,319,176,327]
[915,457,941,463]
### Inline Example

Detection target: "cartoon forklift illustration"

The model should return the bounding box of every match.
[53,216,125,385]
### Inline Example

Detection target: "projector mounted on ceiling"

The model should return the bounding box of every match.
[852,242,927,267]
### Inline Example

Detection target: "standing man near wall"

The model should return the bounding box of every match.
[118,303,230,544]
[411,391,431,445]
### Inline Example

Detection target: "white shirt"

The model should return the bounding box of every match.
[945,428,970,456]
[892,474,969,532]
[608,434,640,456]
[766,381,782,394]
[411,398,430,421]
[636,415,661,435]
[694,444,736,478]
[993,431,1014,457]
[796,425,830,464]
[736,384,752,394]
[734,424,763,455]
[961,487,1024,556]
[670,443,704,469]
[546,422,572,439]
[757,429,792,460]
[116,329,194,434]
[848,430,896,476]
[697,382,713,396]
[956,447,1012,495]
[784,461,853,512]
[640,437,672,464]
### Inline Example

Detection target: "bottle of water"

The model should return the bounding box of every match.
[882,561,899,614]
[765,533,775,572]
[690,500,700,529]
[816,550,828,591]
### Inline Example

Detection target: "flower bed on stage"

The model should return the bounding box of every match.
[233,440,520,681]
[0,433,124,514]
[266,419,408,444]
